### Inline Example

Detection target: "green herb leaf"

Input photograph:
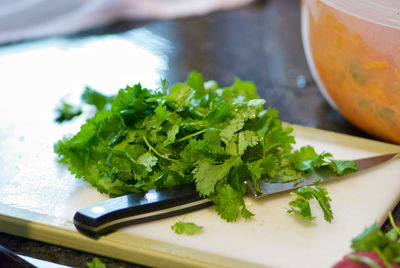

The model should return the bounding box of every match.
[329,159,358,175]
[165,83,194,110]
[213,183,249,222]
[287,185,333,223]
[81,86,114,111]
[171,221,203,235]
[292,146,333,171]
[87,257,106,268]
[55,101,82,123]
[186,70,206,99]
[137,151,158,172]
[194,157,240,197]
[287,192,315,221]
[220,77,259,103]
[351,224,387,252]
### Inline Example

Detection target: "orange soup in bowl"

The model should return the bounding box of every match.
[302,0,400,143]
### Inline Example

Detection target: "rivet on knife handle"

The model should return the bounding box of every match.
[73,183,212,238]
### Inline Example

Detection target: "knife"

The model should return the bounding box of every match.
[73,152,399,238]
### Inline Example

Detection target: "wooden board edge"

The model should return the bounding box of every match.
[0,211,267,268]
[287,123,400,153]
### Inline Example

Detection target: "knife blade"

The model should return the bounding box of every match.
[73,152,399,238]
[0,245,35,268]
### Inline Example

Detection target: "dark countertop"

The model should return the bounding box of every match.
[0,0,397,267]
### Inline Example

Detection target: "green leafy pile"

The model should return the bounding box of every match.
[54,71,356,222]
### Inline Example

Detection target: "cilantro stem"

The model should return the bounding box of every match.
[388,211,400,236]
[373,247,392,268]
[118,169,132,173]
[142,136,177,162]
[174,129,206,144]
[346,254,381,268]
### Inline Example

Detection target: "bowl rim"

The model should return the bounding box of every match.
[322,0,400,30]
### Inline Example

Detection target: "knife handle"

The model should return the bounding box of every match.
[73,183,212,238]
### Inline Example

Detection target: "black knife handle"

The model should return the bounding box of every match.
[73,183,212,238]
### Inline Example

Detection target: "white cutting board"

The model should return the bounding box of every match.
[1,122,400,268]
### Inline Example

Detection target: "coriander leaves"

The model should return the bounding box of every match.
[171,221,203,235]
[287,185,333,223]
[55,71,356,223]
[55,101,82,123]
[87,257,106,268]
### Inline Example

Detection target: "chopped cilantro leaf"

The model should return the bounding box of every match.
[87,257,106,268]
[81,86,114,111]
[194,157,240,197]
[55,101,82,123]
[213,183,249,222]
[288,192,315,221]
[329,159,358,175]
[288,185,333,223]
[291,146,333,172]
[351,224,387,252]
[171,221,203,235]
[313,177,322,184]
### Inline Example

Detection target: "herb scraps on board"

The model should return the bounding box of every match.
[54,71,357,223]
[55,101,82,123]
[87,257,107,268]
[171,221,203,235]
